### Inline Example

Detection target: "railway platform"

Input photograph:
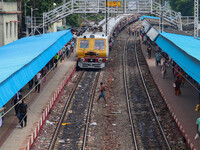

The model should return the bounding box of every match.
[0,54,76,150]
[140,40,200,149]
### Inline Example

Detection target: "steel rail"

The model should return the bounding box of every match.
[123,37,139,150]
[82,71,100,150]
[48,71,84,150]
[134,37,171,150]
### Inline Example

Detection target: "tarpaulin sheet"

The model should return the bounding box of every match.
[0,30,72,109]
[156,32,200,84]
[140,15,159,20]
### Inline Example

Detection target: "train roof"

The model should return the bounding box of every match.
[78,31,107,39]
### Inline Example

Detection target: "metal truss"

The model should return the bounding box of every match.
[194,0,199,39]
[28,0,184,35]
[151,1,182,30]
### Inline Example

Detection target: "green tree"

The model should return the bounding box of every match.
[168,0,193,16]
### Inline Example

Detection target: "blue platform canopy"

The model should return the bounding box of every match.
[156,32,200,84]
[140,15,159,20]
[0,30,72,109]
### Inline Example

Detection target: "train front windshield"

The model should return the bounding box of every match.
[80,40,89,48]
[95,40,105,50]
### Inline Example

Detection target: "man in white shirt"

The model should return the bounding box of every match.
[35,72,41,93]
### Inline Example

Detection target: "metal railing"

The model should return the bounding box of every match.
[27,0,184,35]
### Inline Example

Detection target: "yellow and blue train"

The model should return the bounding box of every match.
[76,15,138,69]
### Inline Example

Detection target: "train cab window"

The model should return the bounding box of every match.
[80,40,89,48]
[95,40,105,50]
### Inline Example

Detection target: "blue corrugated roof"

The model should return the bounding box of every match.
[156,32,200,84]
[0,30,72,108]
[160,32,200,61]
[140,15,159,20]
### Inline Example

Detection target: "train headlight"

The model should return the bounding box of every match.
[98,58,102,63]
[81,58,85,62]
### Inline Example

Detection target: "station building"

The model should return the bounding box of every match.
[0,1,20,47]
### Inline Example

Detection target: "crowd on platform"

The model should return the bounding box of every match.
[0,31,79,128]
[141,30,199,99]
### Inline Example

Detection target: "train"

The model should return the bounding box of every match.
[75,14,138,69]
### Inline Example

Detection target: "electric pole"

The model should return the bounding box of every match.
[194,0,199,39]
[17,0,22,38]
[63,0,66,26]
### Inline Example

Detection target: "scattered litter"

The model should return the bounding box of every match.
[111,110,122,114]
[42,138,46,140]
[56,121,59,124]
[90,122,97,126]
[112,124,117,126]
[78,85,82,88]
[61,105,64,108]
[62,123,71,125]
[46,120,54,125]
[59,139,65,143]
[68,110,72,113]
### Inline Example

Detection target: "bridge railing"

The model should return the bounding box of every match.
[30,0,183,35]
[43,0,152,27]
[181,16,194,26]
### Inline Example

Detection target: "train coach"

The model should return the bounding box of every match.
[75,15,138,69]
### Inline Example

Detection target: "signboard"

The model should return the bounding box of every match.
[106,1,121,7]
[128,1,136,10]
[142,20,150,33]
[147,27,159,41]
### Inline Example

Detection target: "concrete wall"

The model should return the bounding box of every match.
[3,14,18,45]
[1,2,17,12]
[0,15,3,46]
[0,2,18,46]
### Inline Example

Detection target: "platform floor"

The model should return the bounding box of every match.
[140,40,200,149]
[0,53,76,150]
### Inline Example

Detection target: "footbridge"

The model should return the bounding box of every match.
[29,0,183,35]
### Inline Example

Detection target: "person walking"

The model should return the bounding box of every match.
[12,92,21,115]
[174,76,181,96]
[147,45,152,59]
[155,51,162,66]
[35,72,41,93]
[28,78,33,90]
[54,53,59,68]
[161,61,167,79]
[97,82,107,105]
[0,106,5,127]
[18,99,28,128]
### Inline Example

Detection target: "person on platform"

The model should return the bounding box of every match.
[28,78,33,90]
[155,51,162,66]
[174,76,181,96]
[54,53,59,68]
[0,106,6,128]
[147,45,152,59]
[18,99,28,128]
[161,61,167,79]
[97,82,107,105]
[196,117,200,139]
[12,91,21,115]
[35,72,41,93]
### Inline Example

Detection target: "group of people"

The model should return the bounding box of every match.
[145,39,187,97]
[128,27,143,37]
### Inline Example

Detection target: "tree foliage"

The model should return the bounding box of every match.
[168,0,194,16]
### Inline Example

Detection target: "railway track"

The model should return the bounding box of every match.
[123,35,171,149]
[48,70,100,150]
